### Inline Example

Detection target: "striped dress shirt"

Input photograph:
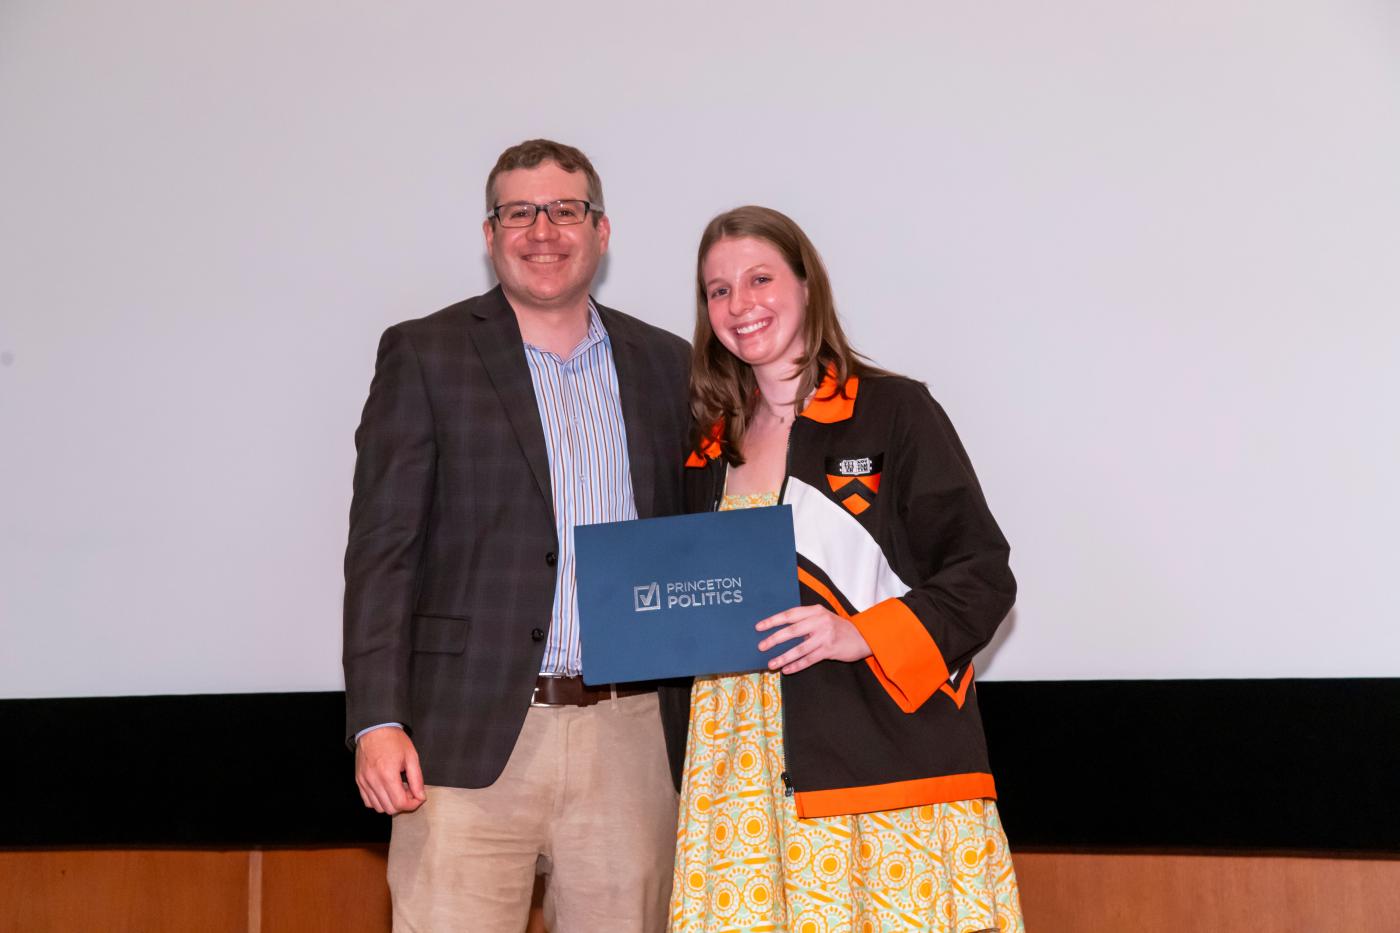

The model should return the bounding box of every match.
[523,302,637,676]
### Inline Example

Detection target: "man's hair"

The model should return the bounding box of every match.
[485,139,605,222]
[689,205,883,466]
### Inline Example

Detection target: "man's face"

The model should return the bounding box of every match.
[483,161,610,314]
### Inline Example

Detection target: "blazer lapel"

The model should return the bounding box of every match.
[467,287,553,507]
[601,306,658,519]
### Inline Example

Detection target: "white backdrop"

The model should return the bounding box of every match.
[2,0,1397,698]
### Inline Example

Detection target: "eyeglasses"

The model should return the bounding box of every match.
[487,199,604,227]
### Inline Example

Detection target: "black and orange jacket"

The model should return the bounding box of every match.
[670,370,1016,819]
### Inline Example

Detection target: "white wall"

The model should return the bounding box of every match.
[2,0,1397,698]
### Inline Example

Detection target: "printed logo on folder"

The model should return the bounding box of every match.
[575,506,798,684]
[633,583,661,612]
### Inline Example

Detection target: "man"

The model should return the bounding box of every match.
[343,139,690,932]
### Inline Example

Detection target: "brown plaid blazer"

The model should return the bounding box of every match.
[342,286,691,788]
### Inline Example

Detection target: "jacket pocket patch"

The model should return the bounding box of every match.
[824,453,883,516]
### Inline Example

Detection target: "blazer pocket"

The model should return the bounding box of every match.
[410,614,469,654]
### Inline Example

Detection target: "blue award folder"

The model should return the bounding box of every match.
[575,506,798,684]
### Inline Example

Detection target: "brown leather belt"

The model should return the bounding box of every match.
[530,674,654,708]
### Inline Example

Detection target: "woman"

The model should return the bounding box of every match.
[667,206,1023,933]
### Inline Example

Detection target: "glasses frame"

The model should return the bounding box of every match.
[487,199,605,227]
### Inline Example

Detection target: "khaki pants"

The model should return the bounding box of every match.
[387,692,678,933]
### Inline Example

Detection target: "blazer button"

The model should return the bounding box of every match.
[545,551,557,566]
[531,628,546,642]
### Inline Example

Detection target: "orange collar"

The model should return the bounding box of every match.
[686,423,724,467]
[686,370,859,467]
[801,369,859,424]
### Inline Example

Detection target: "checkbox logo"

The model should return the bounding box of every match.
[633,582,661,612]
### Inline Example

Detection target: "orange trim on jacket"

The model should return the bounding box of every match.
[850,597,951,713]
[796,567,849,620]
[800,572,953,714]
[794,772,998,819]
[940,663,975,709]
[686,422,724,467]
[801,372,858,423]
[686,370,859,466]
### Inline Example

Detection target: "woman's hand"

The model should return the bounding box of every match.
[756,605,873,675]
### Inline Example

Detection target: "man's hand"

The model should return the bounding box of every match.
[355,727,427,814]
[757,605,873,675]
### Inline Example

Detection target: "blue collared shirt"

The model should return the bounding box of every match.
[522,302,637,675]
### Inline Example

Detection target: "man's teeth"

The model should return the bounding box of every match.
[736,320,769,335]
[524,255,563,263]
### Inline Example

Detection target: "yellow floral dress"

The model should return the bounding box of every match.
[669,492,1024,933]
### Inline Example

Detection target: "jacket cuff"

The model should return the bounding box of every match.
[851,597,949,712]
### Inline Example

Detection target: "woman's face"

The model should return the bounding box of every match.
[702,236,809,376]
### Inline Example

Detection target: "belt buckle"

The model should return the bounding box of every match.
[530,672,571,708]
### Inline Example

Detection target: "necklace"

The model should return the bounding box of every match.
[755,386,813,425]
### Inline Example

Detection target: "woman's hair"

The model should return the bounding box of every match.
[690,205,879,464]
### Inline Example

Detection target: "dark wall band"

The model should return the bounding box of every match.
[2,679,1396,851]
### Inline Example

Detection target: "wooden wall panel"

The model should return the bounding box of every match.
[257,846,545,933]
[259,847,390,933]
[2,847,1397,931]
[0,849,248,933]
[1015,851,1400,933]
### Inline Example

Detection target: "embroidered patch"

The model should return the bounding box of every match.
[824,454,883,515]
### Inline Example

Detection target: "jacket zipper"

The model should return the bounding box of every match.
[778,421,796,797]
